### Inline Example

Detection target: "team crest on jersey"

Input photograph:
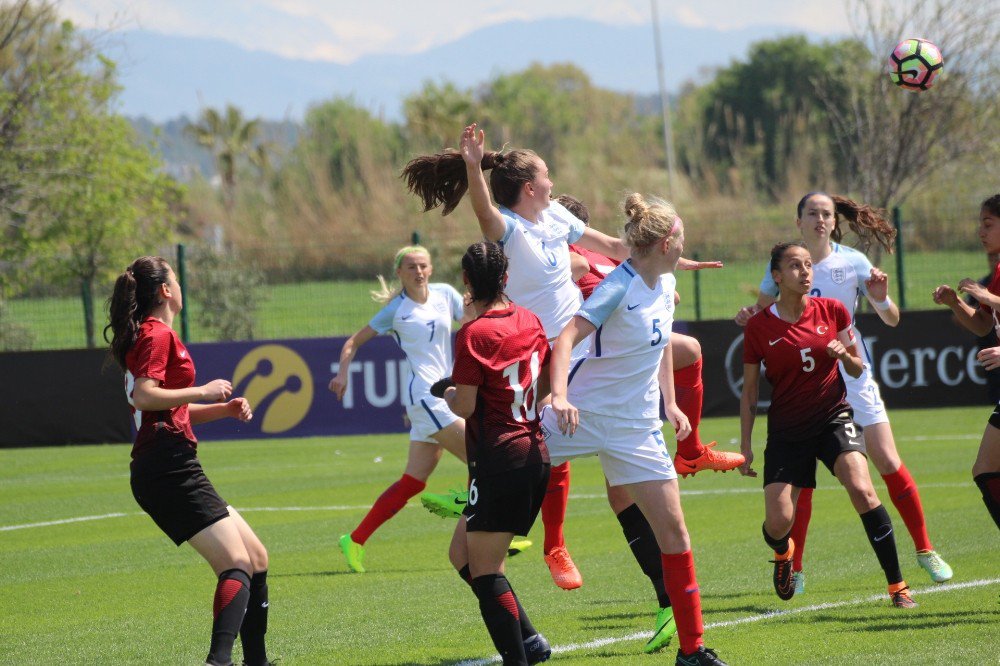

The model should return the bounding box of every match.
[435,302,447,313]
[831,267,846,285]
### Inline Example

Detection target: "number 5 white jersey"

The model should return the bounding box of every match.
[568,262,676,420]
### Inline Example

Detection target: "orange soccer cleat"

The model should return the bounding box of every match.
[888,582,918,608]
[674,442,746,478]
[544,546,583,590]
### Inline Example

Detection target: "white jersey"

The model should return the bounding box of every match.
[368,283,464,407]
[567,262,676,419]
[498,199,587,338]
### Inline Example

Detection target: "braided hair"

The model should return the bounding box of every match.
[461,241,508,306]
[796,192,896,254]
[104,256,171,369]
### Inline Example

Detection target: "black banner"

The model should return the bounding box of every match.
[682,309,995,418]
[0,348,130,448]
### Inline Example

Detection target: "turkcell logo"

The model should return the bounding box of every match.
[233,344,313,433]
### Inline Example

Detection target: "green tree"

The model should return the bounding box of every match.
[0,1,179,348]
[186,104,267,215]
[403,80,475,151]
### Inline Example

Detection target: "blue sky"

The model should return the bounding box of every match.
[62,0,853,63]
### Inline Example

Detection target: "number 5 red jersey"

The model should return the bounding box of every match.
[743,297,854,438]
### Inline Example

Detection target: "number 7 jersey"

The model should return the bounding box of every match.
[743,296,855,438]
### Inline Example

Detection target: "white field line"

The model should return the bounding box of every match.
[454,578,1000,666]
[0,482,974,531]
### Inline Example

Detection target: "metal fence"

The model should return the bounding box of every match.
[2,209,993,352]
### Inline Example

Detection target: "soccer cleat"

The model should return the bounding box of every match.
[916,549,953,583]
[792,570,806,596]
[544,546,583,590]
[420,488,467,519]
[674,443,746,477]
[643,606,677,653]
[508,537,533,557]
[888,582,917,608]
[523,633,551,665]
[675,645,728,665]
[339,533,366,573]
[770,539,795,601]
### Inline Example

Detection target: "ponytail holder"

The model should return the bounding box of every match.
[667,215,681,237]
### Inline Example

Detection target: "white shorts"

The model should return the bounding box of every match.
[406,396,460,444]
[841,362,888,428]
[539,406,677,485]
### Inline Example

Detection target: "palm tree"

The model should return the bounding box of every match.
[186,104,267,215]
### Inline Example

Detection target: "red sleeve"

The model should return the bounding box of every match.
[129,326,170,381]
[742,318,763,365]
[537,336,552,368]
[452,326,484,387]
[833,301,854,340]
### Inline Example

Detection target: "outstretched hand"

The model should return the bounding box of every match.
[460,123,485,166]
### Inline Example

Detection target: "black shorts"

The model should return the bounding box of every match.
[987,403,1000,430]
[464,463,550,536]
[763,410,866,488]
[130,436,230,546]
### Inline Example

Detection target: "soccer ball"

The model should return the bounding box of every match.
[887,38,944,91]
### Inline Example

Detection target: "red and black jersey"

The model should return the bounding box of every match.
[568,243,620,299]
[744,297,855,439]
[453,303,551,475]
[125,317,197,458]
[981,263,1000,336]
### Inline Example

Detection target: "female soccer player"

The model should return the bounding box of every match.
[545,193,727,666]
[105,256,272,666]
[933,193,1000,530]
[442,241,553,665]
[405,124,734,600]
[741,241,915,609]
[735,192,951,591]
[331,246,471,572]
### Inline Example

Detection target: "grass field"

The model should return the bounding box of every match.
[6,250,991,350]
[2,406,997,665]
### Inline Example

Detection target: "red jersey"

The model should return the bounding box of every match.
[452,303,551,475]
[125,318,197,458]
[568,243,620,299]
[981,263,1000,336]
[743,297,854,438]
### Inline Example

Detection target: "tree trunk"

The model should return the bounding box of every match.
[80,276,94,348]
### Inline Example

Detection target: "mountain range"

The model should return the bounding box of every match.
[101,17,830,122]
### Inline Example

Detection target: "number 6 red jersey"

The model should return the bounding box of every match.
[743,297,855,438]
[452,303,551,475]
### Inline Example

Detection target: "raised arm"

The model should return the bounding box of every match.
[934,283,994,337]
[460,123,506,241]
[865,268,900,327]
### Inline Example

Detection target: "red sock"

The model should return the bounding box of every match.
[661,550,704,655]
[542,462,571,554]
[674,358,706,460]
[882,464,932,552]
[790,488,813,572]
[351,473,426,545]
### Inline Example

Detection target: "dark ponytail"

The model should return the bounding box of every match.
[104,256,171,369]
[401,144,540,214]
[796,192,896,253]
[770,241,807,273]
[461,241,508,306]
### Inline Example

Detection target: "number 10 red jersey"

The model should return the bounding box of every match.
[453,303,551,475]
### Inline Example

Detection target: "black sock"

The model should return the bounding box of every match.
[617,503,671,608]
[460,565,536,641]
[207,568,251,666]
[859,505,903,585]
[974,472,1000,530]
[762,523,791,554]
[239,570,269,666]
[471,574,527,665]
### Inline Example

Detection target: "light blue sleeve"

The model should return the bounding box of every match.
[843,247,875,296]
[759,263,778,297]
[497,209,518,244]
[577,264,631,328]
[547,199,586,243]
[433,283,465,321]
[368,297,402,334]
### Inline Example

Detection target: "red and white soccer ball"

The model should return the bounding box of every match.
[887,38,944,92]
